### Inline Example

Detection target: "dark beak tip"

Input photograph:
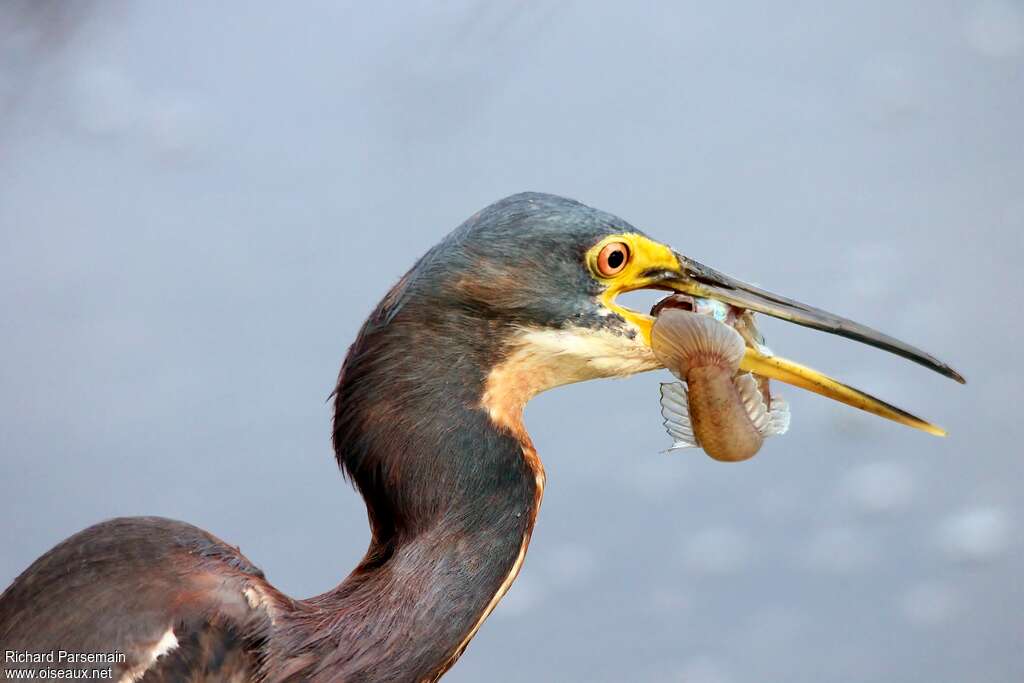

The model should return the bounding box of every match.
[672,256,967,387]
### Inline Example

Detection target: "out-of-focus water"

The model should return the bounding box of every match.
[1,3,1020,681]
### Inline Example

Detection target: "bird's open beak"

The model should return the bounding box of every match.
[604,240,964,437]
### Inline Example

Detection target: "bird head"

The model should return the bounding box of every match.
[379,193,960,432]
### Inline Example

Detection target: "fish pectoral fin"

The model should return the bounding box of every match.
[767,396,791,436]
[660,375,791,451]
[660,381,699,450]
[733,373,791,438]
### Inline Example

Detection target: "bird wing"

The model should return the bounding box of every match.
[0,516,281,682]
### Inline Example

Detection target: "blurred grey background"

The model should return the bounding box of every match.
[1,2,1021,681]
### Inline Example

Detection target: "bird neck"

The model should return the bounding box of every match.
[295,311,544,681]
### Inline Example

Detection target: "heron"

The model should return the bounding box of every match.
[0,193,962,682]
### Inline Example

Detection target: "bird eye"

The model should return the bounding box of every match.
[596,242,630,277]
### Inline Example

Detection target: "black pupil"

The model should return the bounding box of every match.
[607,249,624,269]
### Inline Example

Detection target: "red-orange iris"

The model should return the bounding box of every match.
[596,242,629,277]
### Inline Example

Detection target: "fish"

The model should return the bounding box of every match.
[651,296,790,462]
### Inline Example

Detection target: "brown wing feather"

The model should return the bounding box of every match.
[0,517,280,681]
